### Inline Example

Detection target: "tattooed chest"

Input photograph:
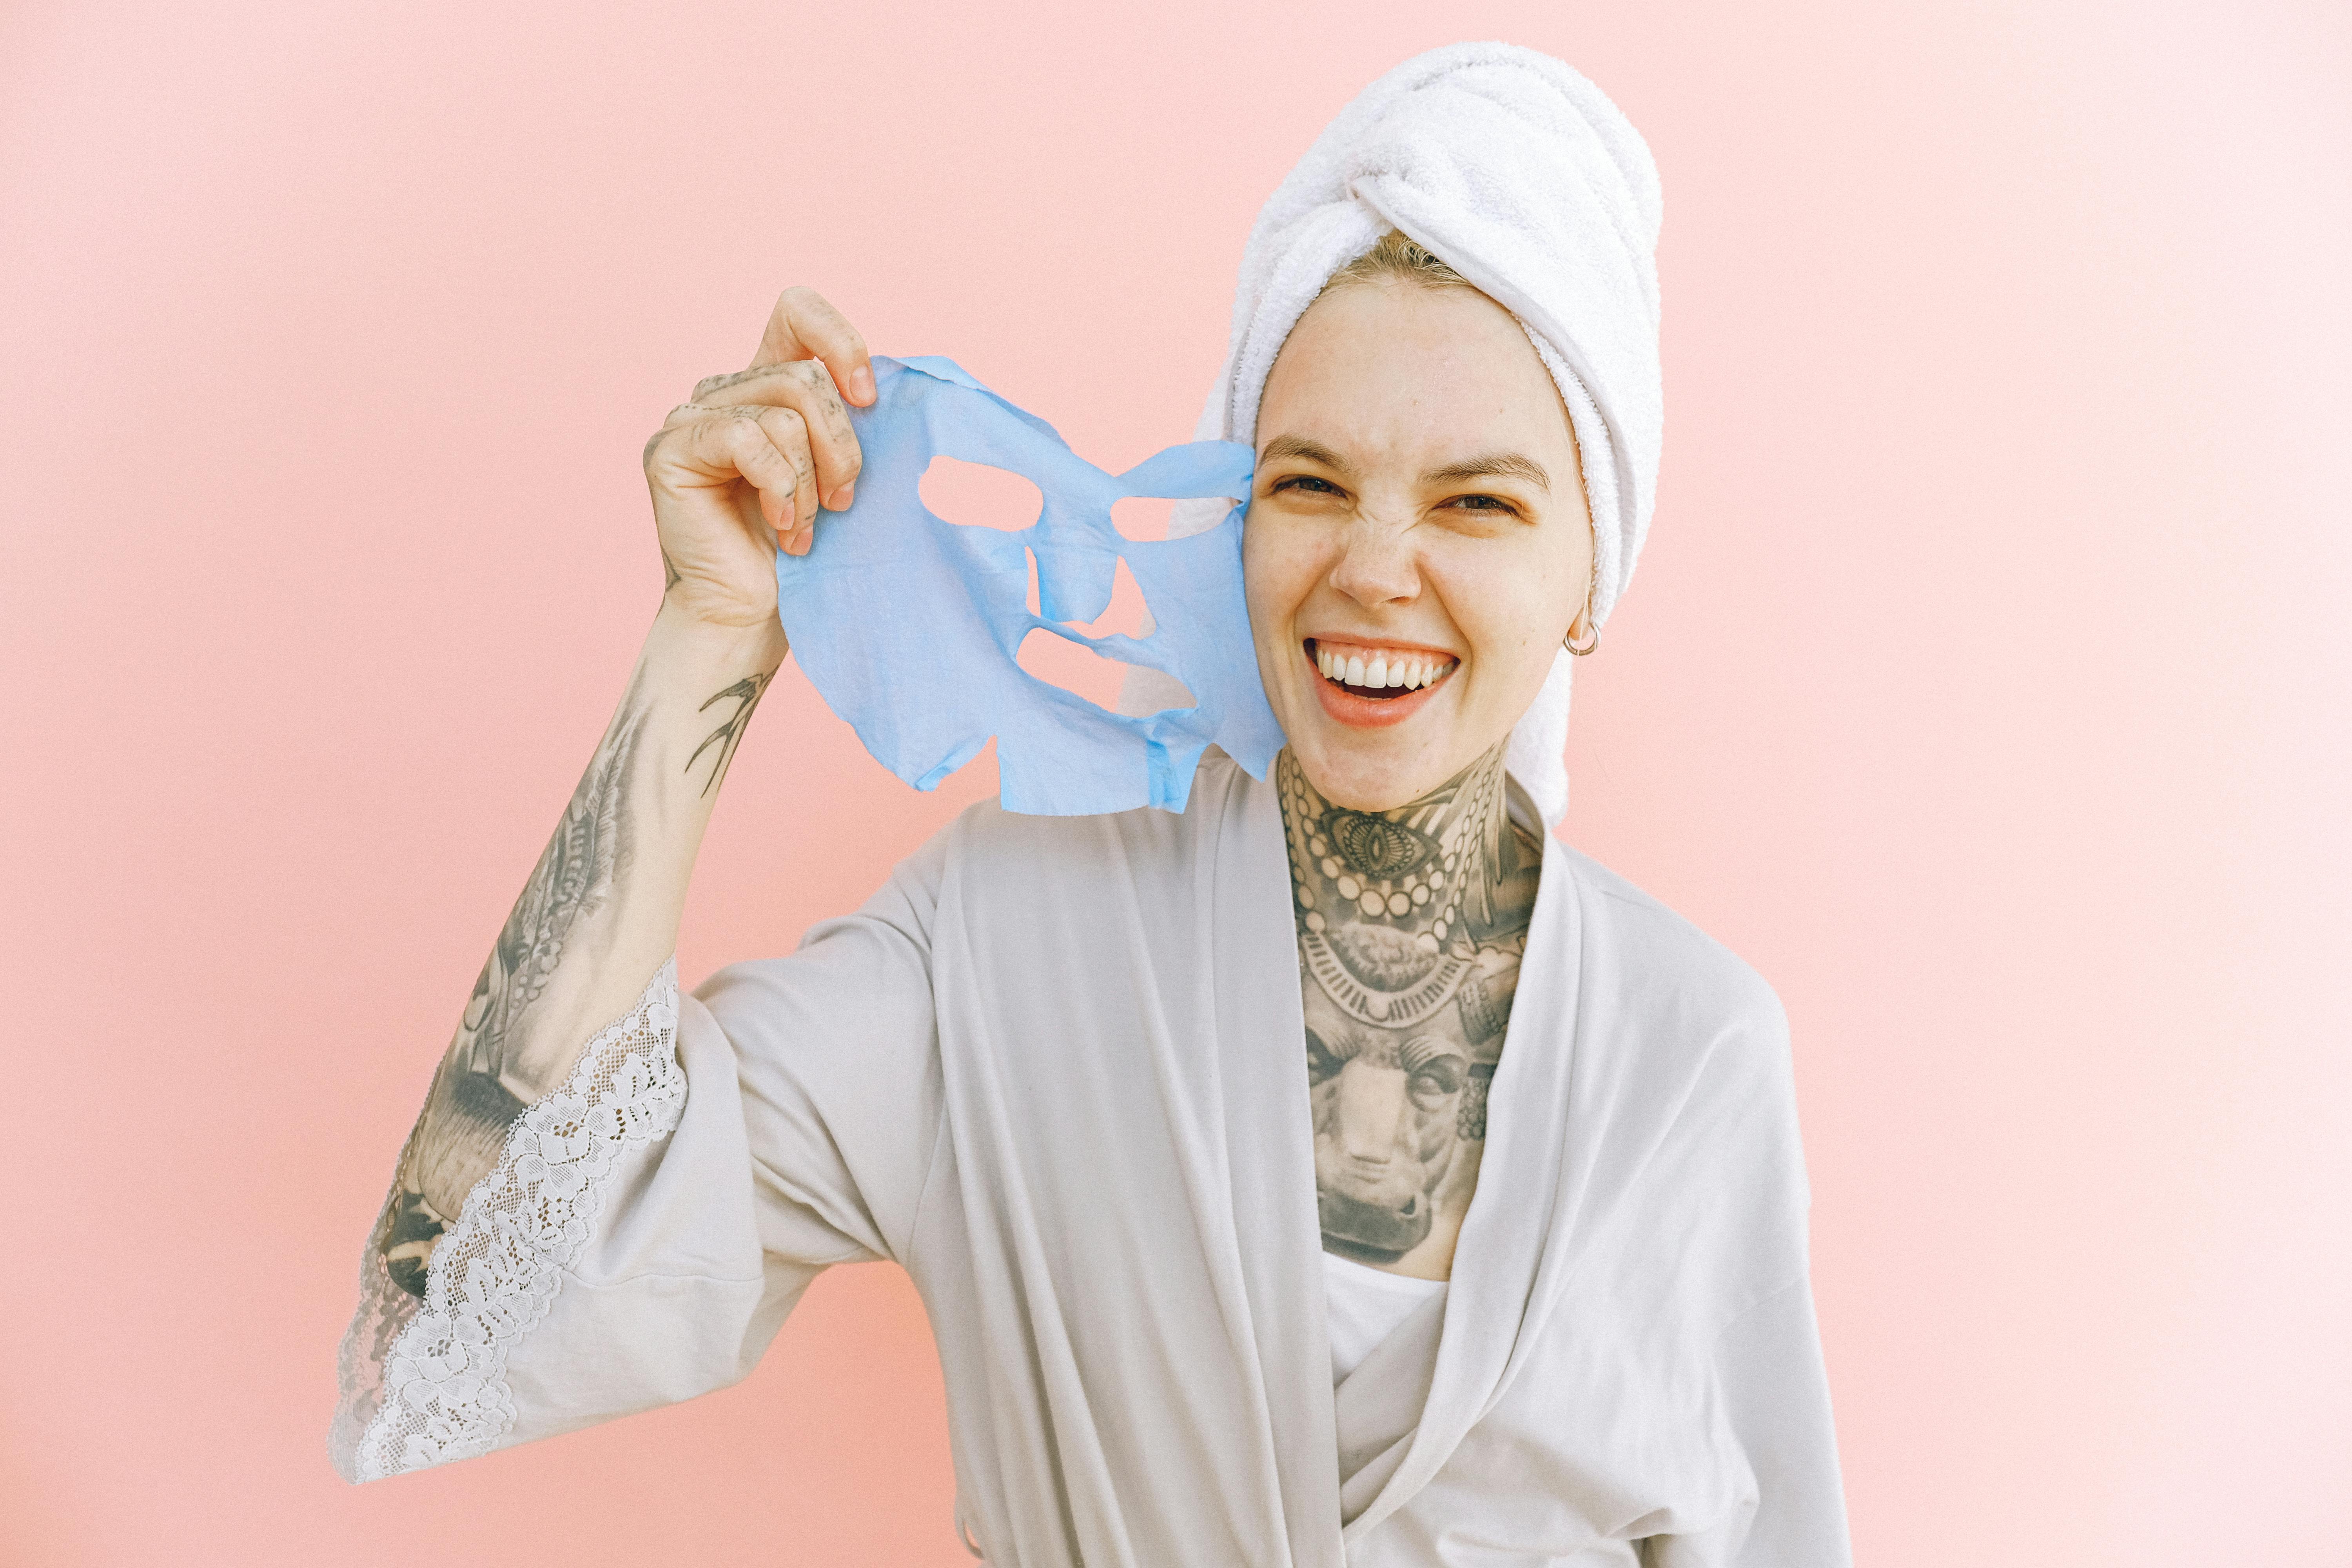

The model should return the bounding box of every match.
[1297,932,1521,1255]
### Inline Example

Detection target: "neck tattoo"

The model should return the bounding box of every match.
[1279,744,1541,1269]
[1278,746,1511,929]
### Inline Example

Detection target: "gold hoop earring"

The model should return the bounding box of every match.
[1567,550,1602,657]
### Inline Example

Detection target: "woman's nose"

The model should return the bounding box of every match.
[1327,520,1421,609]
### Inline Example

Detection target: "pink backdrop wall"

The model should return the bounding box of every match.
[4,2,2347,1563]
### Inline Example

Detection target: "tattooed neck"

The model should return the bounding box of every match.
[1280,745,1543,1273]
[1276,743,1534,949]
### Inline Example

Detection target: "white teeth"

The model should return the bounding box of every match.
[1315,644,1457,690]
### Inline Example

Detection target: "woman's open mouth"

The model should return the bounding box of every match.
[1304,638,1455,728]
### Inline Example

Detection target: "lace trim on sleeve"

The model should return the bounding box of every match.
[331,960,685,1482]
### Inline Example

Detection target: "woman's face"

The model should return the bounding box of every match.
[1243,280,1593,812]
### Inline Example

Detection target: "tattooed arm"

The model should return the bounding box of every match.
[382,287,876,1294]
[381,619,780,1289]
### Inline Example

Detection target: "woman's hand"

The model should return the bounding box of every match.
[643,286,876,635]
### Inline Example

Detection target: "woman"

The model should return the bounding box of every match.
[335,44,1851,1566]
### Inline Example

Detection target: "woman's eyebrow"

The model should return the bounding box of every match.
[1258,434,1355,474]
[1422,451,1552,492]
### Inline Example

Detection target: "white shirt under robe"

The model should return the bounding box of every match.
[1323,1252,1447,1384]
[333,753,1851,1566]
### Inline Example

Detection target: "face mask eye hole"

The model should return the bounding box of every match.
[919,456,1044,532]
[1111,497,1173,541]
[1110,495,1243,542]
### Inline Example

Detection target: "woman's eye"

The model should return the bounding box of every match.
[1445,494,1517,514]
[1273,474,1342,497]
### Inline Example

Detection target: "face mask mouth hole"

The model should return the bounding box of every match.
[1016,627,1194,716]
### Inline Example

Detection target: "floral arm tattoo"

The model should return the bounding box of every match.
[379,661,770,1298]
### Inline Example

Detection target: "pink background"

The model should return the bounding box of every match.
[3,2,2347,1563]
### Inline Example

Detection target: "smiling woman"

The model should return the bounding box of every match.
[1246,272,1593,808]
[1239,266,1593,1283]
[332,40,1849,1568]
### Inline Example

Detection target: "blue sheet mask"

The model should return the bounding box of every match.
[774,356,1284,815]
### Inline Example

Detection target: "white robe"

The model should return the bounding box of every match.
[334,753,1851,1566]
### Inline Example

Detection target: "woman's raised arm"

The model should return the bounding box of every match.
[379,287,875,1294]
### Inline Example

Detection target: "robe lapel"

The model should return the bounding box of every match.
[1210,764,1349,1568]
[1338,807,1591,1547]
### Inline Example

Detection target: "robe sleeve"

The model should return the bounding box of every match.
[1625,950,1850,1567]
[1644,1277,1853,1568]
[331,842,946,1484]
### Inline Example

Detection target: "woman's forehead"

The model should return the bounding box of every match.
[1257,285,1575,466]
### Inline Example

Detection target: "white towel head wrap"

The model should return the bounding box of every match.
[1127,41,1663,827]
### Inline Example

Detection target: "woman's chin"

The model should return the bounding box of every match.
[1280,703,1463,811]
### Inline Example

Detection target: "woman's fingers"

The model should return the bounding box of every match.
[650,286,873,565]
[648,404,819,553]
[681,358,862,510]
[747,285,875,408]
[728,405,819,550]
